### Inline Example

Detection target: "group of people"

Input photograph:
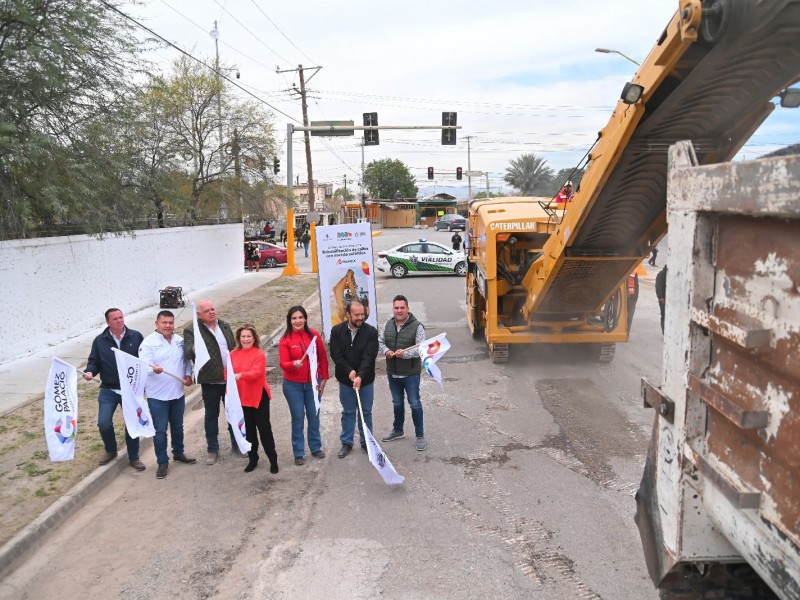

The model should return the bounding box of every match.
[84,295,429,479]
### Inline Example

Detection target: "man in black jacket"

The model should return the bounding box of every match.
[84,308,145,470]
[329,300,379,458]
[183,300,238,465]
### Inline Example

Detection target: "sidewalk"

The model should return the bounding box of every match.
[0,250,316,417]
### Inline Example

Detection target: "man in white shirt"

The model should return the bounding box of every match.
[139,310,195,479]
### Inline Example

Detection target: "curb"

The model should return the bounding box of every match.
[0,287,321,580]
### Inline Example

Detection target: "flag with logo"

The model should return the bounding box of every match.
[357,391,404,485]
[225,352,252,454]
[304,335,321,414]
[44,357,79,462]
[418,333,451,388]
[112,348,155,439]
[191,303,211,382]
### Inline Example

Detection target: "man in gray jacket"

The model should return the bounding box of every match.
[183,300,238,464]
[378,295,427,451]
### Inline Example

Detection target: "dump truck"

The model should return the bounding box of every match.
[465,0,800,363]
[635,142,800,598]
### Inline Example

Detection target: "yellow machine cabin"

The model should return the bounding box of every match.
[466,198,627,363]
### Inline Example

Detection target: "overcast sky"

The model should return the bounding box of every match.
[128,0,798,198]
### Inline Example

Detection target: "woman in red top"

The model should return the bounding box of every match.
[230,325,278,474]
[279,306,329,466]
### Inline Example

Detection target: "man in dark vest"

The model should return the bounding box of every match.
[183,300,238,465]
[378,295,427,451]
[655,265,668,334]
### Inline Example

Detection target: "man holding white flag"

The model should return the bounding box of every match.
[140,310,195,480]
[184,300,238,465]
[418,333,451,388]
[112,349,156,441]
[379,295,428,451]
[44,357,79,462]
[84,308,146,471]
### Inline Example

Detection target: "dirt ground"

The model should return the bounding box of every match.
[0,274,319,548]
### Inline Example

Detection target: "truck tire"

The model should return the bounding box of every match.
[658,563,778,599]
[466,274,485,339]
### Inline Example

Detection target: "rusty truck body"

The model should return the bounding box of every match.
[636,142,800,598]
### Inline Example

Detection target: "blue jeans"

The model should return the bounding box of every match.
[387,374,424,437]
[202,383,237,453]
[97,387,140,460]
[339,382,373,447]
[303,240,310,257]
[283,380,322,457]
[147,396,186,465]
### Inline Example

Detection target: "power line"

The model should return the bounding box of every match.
[248,0,317,66]
[212,0,292,66]
[98,0,300,123]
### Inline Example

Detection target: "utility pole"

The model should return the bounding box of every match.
[212,21,225,220]
[465,135,474,200]
[276,64,322,212]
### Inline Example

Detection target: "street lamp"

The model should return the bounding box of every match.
[595,47,640,66]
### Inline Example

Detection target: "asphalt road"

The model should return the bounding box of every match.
[1,228,664,599]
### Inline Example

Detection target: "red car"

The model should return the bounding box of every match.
[244,242,287,268]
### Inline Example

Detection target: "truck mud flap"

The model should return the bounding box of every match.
[635,414,676,586]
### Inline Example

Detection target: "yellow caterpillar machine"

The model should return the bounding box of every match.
[466,0,800,364]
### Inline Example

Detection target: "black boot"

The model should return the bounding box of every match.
[268,451,278,474]
[244,453,258,473]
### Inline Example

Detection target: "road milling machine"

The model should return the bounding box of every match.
[465,0,800,364]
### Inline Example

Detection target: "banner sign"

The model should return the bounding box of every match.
[315,222,378,340]
[44,357,79,462]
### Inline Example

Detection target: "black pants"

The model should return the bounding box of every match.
[659,301,665,334]
[202,383,237,453]
[243,391,277,466]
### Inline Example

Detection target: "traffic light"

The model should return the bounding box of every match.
[456,167,463,180]
[442,111,457,145]
[427,167,434,180]
[363,112,379,146]
[273,157,280,175]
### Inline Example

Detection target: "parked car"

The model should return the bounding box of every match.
[376,239,467,279]
[433,213,466,231]
[244,242,287,268]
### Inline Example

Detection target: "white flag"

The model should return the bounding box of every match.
[225,352,252,454]
[192,303,211,382]
[304,336,320,414]
[44,357,79,462]
[358,396,404,485]
[418,333,451,388]
[112,348,155,439]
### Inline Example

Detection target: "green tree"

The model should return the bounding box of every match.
[472,191,503,199]
[363,158,418,199]
[333,187,353,202]
[503,153,554,196]
[0,0,146,237]
[148,56,276,222]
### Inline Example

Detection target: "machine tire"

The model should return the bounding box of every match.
[590,342,616,364]
[390,263,408,279]
[658,562,778,600]
[455,261,467,277]
[491,344,509,364]
[467,277,484,340]
[265,257,277,268]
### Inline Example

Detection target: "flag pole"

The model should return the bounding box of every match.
[148,365,185,383]
[67,363,100,383]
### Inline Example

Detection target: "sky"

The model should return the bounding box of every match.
[126,0,799,199]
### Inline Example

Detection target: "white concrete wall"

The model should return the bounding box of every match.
[0,224,243,363]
